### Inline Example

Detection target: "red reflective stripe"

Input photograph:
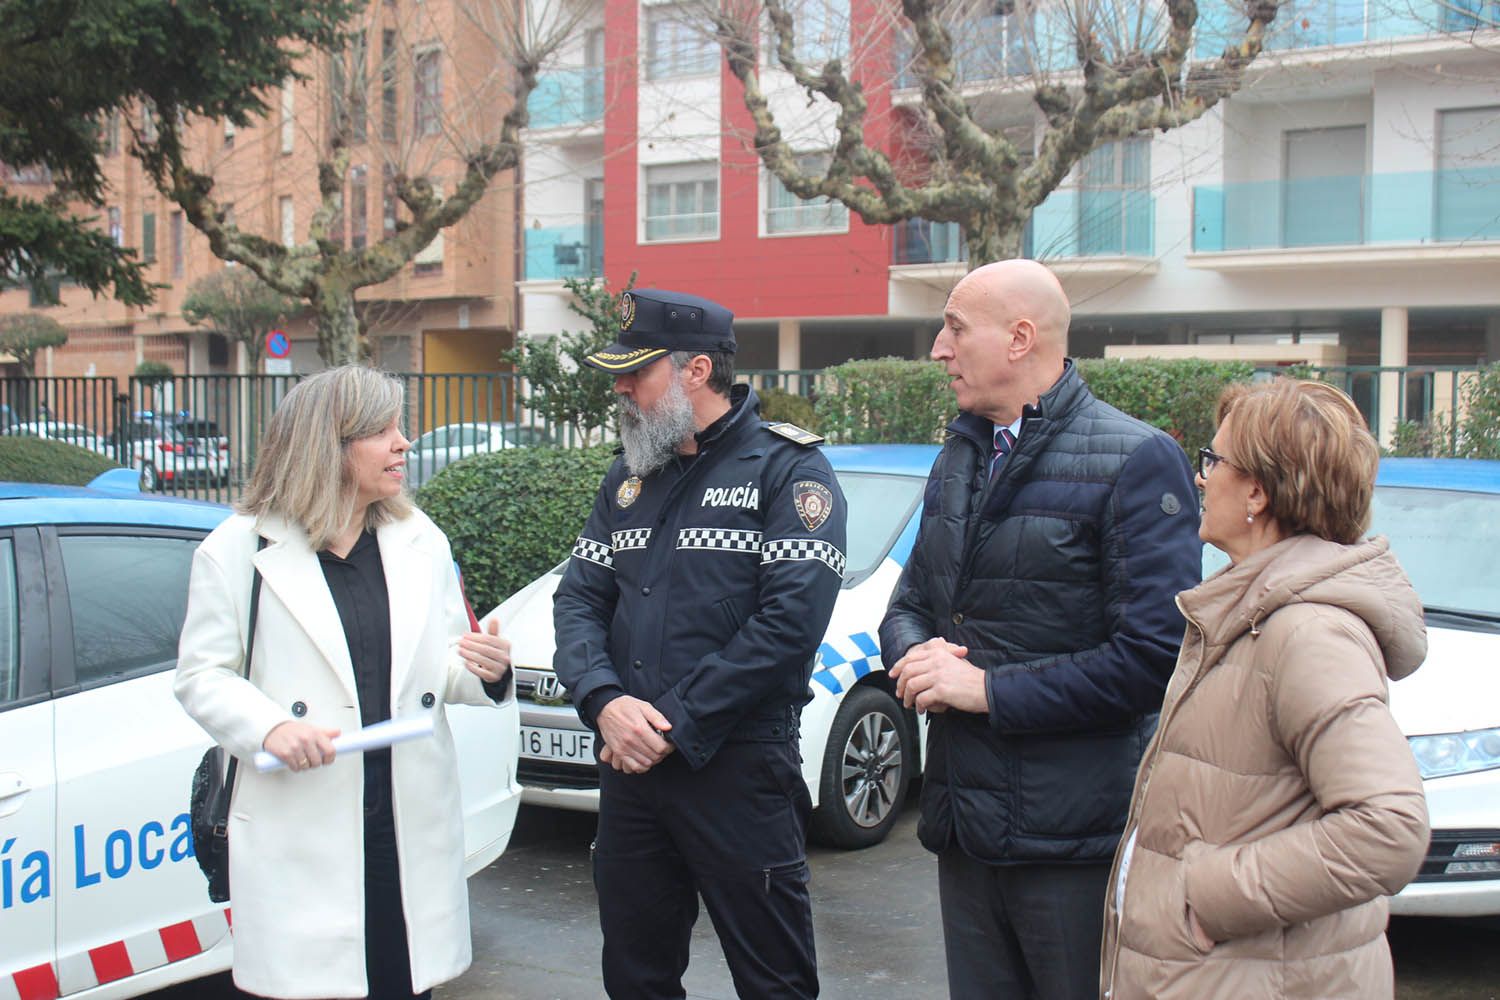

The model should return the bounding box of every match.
[158,920,202,963]
[224,907,233,926]
[87,940,133,984]
[13,964,60,1000]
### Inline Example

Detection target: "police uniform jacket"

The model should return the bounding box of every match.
[174,510,507,998]
[879,361,1202,864]
[553,384,847,770]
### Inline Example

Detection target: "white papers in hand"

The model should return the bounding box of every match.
[254,715,436,773]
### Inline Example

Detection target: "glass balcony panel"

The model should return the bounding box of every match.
[526,67,605,130]
[524,225,599,281]
[891,219,966,264]
[1195,169,1500,250]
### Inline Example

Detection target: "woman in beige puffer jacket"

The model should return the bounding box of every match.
[1101,379,1430,1000]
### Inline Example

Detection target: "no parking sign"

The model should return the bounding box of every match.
[264,329,292,374]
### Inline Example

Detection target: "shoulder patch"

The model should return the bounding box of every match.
[766,421,824,447]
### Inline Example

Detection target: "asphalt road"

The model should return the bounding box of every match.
[154,801,1500,999]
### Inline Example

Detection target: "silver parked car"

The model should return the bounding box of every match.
[407,422,557,489]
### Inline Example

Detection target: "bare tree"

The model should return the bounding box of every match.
[182,268,302,368]
[709,0,1284,263]
[131,0,587,364]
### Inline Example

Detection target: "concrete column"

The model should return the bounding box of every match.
[1378,306,1409,448]
[134,333,146,366]
[777,318,802,394]
[236,339,250,376]
[1485,314,1500,365]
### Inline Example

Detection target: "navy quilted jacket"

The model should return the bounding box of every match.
[879,361,1202,863]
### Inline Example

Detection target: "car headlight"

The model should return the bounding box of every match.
[1409,728,1500,780]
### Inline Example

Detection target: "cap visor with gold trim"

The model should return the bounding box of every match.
[583,288,736,374]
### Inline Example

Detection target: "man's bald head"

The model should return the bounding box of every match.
[957,259,1071,357]
[930,259,1072,424]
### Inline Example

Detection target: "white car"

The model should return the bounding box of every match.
[0,478,522,998]
[408,422,558,490]
[6,421,113,458]
[494,444,936,848]
[109,417,229,492]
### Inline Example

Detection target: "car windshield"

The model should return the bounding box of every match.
[1372,486,1500,620]
[835,471,924,578]
[503,426,553,446]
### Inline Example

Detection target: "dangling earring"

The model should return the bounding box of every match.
[1246,507,1255,524]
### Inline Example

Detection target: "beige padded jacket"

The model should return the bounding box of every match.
[1101,534,1430,1000]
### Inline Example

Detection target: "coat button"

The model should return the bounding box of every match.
[632,659,644,670]
[421,692,436,708]
[952,612,964,625]
[291,701,307,717]
[641,586,651,596]
[771,726,782,737]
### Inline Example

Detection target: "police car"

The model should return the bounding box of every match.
[0,473,522,998]
[496,445,937,849]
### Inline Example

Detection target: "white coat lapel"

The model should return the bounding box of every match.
[252,515,359,705]
[377,516,433,699]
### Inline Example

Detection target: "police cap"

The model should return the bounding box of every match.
[582,288,736,374]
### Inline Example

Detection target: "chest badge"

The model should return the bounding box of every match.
[617,476,643,508]
[793,480,834,532]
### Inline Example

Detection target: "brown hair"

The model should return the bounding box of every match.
[1216,378,1378,545]
[237,365,412,549]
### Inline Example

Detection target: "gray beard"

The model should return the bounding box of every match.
[618,373,698,477]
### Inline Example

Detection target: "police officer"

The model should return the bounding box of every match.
[553,288,846,999]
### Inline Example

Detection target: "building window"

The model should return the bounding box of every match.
[645,162,719,241]
[1436,106,1500,242]
[141,104,158,143]
[1440,0,1500,31]
[170,211,184,278]
[280,196,295,248]
[107,206,123,246]
[383,163,398,238]
[223,118,235,148]
[141,211,156,263]
[646,5,718,80]
[103,112,121,156]
[765,0,848,66]
[414,48,442,137]
[1283,125,1364,248]
[382,30,398,143]
[413,181,443,273]
[349,165,368,249]
[331,32,368,143]
[1076,137,1151,256]
[280,79,295,154]
[765,152,846,234]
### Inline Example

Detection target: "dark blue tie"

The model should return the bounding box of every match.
[990,426,1016,480]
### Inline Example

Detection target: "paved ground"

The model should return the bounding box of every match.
[156,801,1500,999]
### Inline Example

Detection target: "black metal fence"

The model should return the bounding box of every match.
[1,373,555,504]
[0,363,1488,502]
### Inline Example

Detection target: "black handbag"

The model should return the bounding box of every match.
[189,536,266,903]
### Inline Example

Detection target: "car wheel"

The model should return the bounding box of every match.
[810,685,911,849]
[139,462,159,492]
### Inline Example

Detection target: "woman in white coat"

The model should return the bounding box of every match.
[175,365,512,1000]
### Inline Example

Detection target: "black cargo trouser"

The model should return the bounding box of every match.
[593,738,818,999]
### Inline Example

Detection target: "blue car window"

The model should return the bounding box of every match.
[58,534,199,686]
[0,539,16,703]
[835,472,925,578]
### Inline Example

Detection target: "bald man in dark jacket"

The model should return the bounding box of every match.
[881,259,1201,1000]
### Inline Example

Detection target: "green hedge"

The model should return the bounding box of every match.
[814,357,958,444]
[415,445,616,613]
[759,388,817,432]
[0,437,122,484]
[806,356,1252,453]
[1075,358,1255,457]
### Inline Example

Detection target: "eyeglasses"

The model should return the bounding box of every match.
[1197,447,1238,478]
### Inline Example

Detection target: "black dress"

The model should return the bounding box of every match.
[318,530,430,1000]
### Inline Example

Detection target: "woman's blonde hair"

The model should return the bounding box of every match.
[1216,378,1378,545]
[237,365,412,549]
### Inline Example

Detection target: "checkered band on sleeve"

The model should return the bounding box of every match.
[571,535,614,570]
[761,537,847,576]
[611,528,653,552]
[675,527,763,553]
